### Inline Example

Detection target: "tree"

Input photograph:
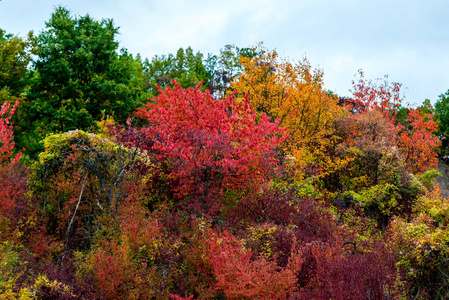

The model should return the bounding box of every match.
[204,44,257,97]
[17,6,148,157]
[350,69,402,115]
[435,89,449,158]
[145,44,256,98]
[351,70,440,173]
[396,108,440,173]
[231,46,342,180]
[323,71,440,230]
[328,109,424,229]
[331,109,400,190]
[0,29,31,158]
[144,47,212,96]
[134,81,287,215]
[29,130,142,249]
[0,28,30,100]
[0,101,21,163]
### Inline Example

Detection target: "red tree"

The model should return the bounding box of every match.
[0,101,21,163]
[351,69,402,115]
[134,81,287,214]
[397,108,440,173]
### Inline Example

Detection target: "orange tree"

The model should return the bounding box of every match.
[230,46,343,182]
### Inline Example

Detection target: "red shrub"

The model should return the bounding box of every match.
[292,241,404,299]
[204,229,300,299]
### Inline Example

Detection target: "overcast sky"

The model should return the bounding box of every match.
[1,0,448,106]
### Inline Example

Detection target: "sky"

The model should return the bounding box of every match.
[1,0,448,106]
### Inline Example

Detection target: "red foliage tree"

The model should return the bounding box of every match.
[134,81,287,214]
[0,100,21,163]
[397,108,440,173]
[351,70,402,115]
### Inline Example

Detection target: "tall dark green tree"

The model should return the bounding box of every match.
[435,90,449,158]
[17,6,148,157]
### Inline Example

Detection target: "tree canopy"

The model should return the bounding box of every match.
[0,29,30,100]
[16,6,148,157]
[435,89,449,157]
[231,46,342,180]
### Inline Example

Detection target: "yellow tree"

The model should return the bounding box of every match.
[230,46,343,181]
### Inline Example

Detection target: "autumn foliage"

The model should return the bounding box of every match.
[0,101,21,163]
[350,70,440,174]
[0,18,445,299]
[397,108,440,173]
[0,101,26,243]
[231,47,342,180]
[134,81,287,214]
[203,229,299,299]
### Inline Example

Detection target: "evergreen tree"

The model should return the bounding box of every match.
[17,6,148,157]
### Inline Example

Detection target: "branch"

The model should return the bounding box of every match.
[66,172,88,244]
[342,241,356,255]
